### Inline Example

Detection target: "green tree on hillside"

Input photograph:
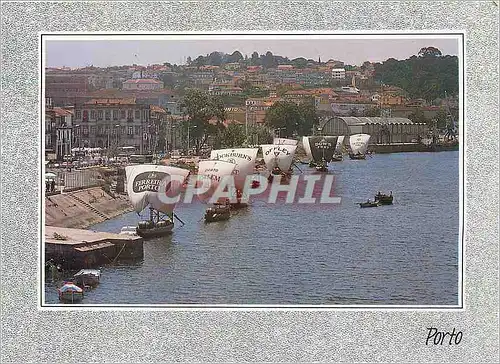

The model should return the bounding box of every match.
[418,46,442,57]
[374,47,458,101]
[408,108,429,125]
[248,124,273,145]
[364,107,381,117]
[264,99,319,137]
[221,124,246,148]
[180,89,226,155]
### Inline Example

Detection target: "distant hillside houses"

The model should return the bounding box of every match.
[122,78,164,90]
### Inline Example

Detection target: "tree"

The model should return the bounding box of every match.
[364,107,381,117]
[262,51,276,69]
[207,51,223,66]
[297,99,319,136]
[264,99,319,137]
[418,46,442,58]
[248,124,272,145]
[291,57,308,69]
[264,101,301,137]
[228,50,243,63]
[250,52,260,66]
[221,123,246,148]
[434,109,449,129]
[408,108,429,125]
[193,55,206,68]
[180,89,226,155]
[374,50,458,100]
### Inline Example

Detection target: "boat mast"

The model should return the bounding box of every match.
[149,207,154,223]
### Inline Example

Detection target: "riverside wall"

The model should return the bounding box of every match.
[45,187,133,229]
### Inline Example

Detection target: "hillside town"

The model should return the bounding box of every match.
[45,47,459,163]
[44,44,461,309]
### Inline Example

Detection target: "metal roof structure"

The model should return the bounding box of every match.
[336,117,414,125]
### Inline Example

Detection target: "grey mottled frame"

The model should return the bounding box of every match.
[1,1,498,363]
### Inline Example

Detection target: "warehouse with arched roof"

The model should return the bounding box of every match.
[317,116,428,144]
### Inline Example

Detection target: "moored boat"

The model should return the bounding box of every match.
[136,218,174,237]
[375,191,393,205]
[349,134,371,160]
[119,226,138,236]
[331,154,343,162]
[204,203,231,223]
[261,143,297,183]
[210,148,259,208]
[73,269,101,289]
[125,164,190,239]
[315,160,328,172]
[197,159,237,223]
[304,135,339,172]
[359,200,380,208]
[331,136,345,161]
[58,282,84,303]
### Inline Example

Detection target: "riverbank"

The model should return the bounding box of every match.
[45,187,133,229]
[45,226,143,270]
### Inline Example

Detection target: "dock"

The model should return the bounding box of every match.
[45,226,144,270]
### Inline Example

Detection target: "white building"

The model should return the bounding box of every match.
[331,68,346,79]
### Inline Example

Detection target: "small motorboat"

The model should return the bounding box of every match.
[315,163,328,172]
[73,269,101,289]
[331,154,343,162]
[204,204,231,223]
[58,281,84,303]
[375,191,393,205]
[359,200,380,208]
[349,152,366,160]
[119,226,138,236]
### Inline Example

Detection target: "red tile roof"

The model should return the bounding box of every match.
[53,107,73,117]
[150,105,166,113]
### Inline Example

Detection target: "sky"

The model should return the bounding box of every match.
[44,35,460,68]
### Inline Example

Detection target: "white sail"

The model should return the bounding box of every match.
[349,134,371,155]
[125,164,190,214]
[302,136,313,160]
[197,160,237,201]
[261,144,297,172]
[335,136,345,153]
[273,137,298,146]
[210,148,259,190]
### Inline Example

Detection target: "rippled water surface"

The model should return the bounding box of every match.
[45,151,460,306]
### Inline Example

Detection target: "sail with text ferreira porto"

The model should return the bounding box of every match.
[125,164,190,238]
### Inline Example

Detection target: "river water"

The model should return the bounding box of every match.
[45,151,460,306]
